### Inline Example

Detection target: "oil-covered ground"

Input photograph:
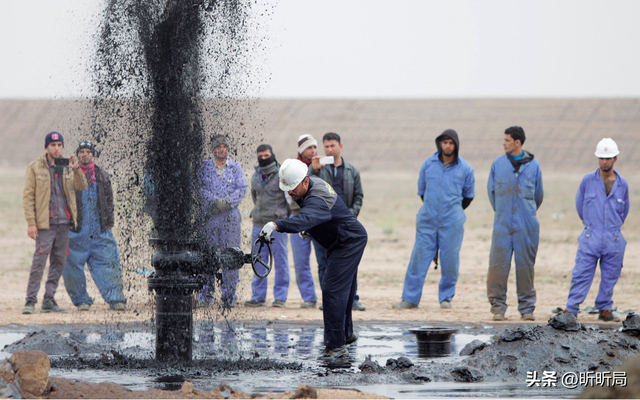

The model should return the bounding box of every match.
[2,313,640,398]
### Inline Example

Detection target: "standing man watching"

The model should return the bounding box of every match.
[487,126,543,321]
[564,138,628,322]
[286,134,319,308]
[245,144,291,308]
[22,132,88,314]
[310,132,365,311]
[393,129,475,311]
[260,159,368,362]
[197,136,247,308]
[63,140,126,311]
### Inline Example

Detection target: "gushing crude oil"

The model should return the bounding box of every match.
[90,0,260,362]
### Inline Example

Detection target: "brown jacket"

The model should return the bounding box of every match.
[23,153,88,230]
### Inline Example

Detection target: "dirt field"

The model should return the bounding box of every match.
[2,165,639,327]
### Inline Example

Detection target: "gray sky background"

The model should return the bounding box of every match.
[1,0,639,99]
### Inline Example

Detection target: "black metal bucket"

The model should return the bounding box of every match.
[408,326,459,357]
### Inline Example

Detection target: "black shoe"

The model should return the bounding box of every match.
[352,300,366,311]
[22,302,36,315]
[317,345,348,361]
[244,299,266,307]
[345,332,359,345]
[41,300,67,313]
[598,310,620,322]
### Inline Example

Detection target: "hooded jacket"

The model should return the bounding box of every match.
[506,150,535,173]
[417,130,475,224]
[436,129,460,164]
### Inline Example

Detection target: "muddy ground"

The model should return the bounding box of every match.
[2,315,640,398]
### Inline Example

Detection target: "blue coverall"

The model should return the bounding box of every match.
[487,153,543,315]
[64,183,126,307]
[276,177,367,348]
[197,158,247,306]
[401,153,475,305]
[289,231,317,303]
[565,169,629,314]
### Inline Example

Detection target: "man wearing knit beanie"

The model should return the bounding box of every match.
[63,140,127,312]
[297,134,318,160]
[285,134,319,308]
[44,131,65,149]
[22,131,88,314]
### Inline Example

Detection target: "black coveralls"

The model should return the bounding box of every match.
[276,177,368,347]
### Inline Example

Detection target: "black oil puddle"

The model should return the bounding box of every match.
[4,319,638,398]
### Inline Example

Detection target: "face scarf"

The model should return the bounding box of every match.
[297,153,312,166]
[79,161,96,184]
[258,154,278,175]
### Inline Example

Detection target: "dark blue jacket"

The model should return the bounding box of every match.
[275,177,366,250]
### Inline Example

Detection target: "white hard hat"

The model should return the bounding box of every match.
[279,158,309,191]
[594,138,619,158]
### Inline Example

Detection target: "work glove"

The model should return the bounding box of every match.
[213,199,232,213]
[299,231,312,240]
[260,222,277,243]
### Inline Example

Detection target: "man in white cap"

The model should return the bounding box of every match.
[564,138,629,322]
[260,159,368,363]
[284,134,319,308]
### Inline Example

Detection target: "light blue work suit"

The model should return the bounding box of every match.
[401,152,475,305]
[197,158,247,306]
[487,153,543,315]
[289,229,318,303]
[64,183,126,307]
[565,169,629,314]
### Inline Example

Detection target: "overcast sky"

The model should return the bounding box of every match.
[1,0,639,99]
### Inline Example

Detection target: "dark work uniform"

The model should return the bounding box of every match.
[276,176,368,347]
